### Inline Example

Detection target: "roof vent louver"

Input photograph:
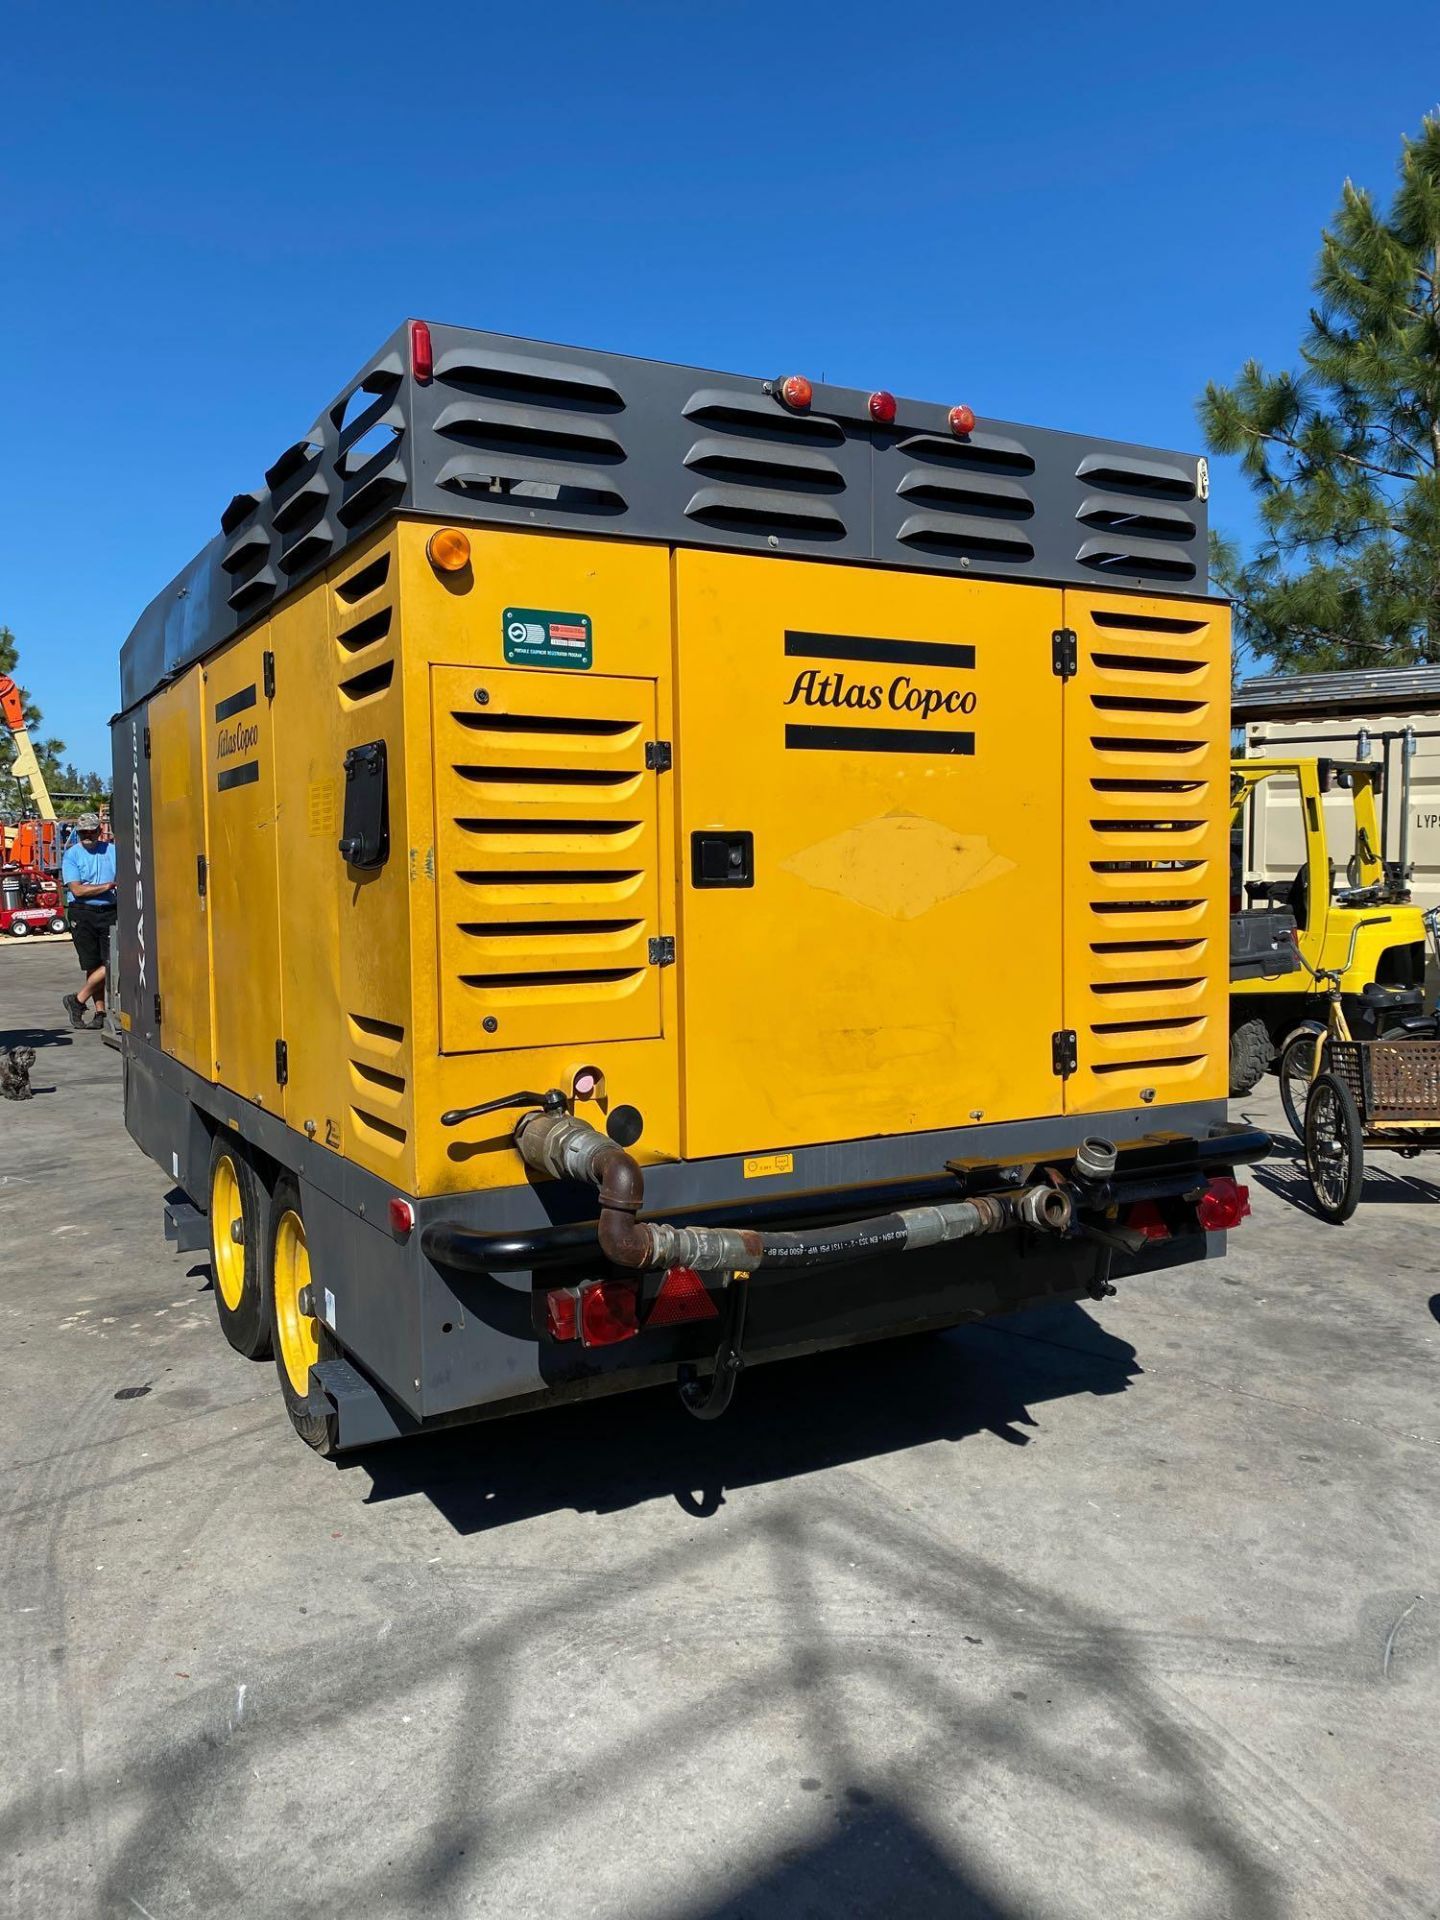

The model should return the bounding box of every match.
[1073,451,1200,582]
[680,385,849,540]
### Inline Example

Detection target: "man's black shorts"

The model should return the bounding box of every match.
[71,904,117,976]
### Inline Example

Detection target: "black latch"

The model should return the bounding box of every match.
[196,853,207,898]
[645,740,672,772]
[143,725,151,758]
[153,993,162,1027]
[648,935,676,966]
[263,649,276,700]
[1052,629,1078,679]
[1052,1029,1078,1077]
[275,1039,289,1086]
[691,830,754,889]
[338,740,389,870]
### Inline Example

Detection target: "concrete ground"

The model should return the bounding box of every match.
[2,940,1437,1920]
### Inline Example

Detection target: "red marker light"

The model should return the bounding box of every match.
[868,390,897,426]
[387,1197,415,1235]
[778,374,813,412]
[1125,1200,1171,1243]
[1196,1177,1251,1233]
[411,319,433,384]
[546,1287,580,1342]
[948,403,976,436]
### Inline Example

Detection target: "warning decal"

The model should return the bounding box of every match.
[503,608,593,670]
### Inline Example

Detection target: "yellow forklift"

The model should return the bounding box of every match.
[1229,753,1429,1100]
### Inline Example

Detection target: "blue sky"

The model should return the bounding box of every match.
[3,0,1438,777]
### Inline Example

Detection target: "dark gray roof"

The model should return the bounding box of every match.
[119,319,1213,712]
[1234,665,1440,724]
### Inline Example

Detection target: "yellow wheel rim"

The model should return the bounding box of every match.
[273,1208,320,1397]
[211,1152,246,1313]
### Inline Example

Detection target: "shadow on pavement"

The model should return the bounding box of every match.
[1253,1149,1440,1220]
[350,1301,1139,1536]
[0,1022,73,1051]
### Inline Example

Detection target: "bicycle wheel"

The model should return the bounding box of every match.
[1278,1025,1324,1140]
[1303,1070,1365,1223]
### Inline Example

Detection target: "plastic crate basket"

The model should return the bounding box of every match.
[1329,1038,1440,1123]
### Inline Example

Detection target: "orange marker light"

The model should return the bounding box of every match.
[426,527,471,573]
[948,403,976,436]
[778,374,813,412]
[868,390,897,425]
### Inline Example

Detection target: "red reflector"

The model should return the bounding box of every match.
[779,374,813,412]
[868,389,897,425]
[387,1196,415,1235]
[546,1287,580,1342]
[578,1278,640,1347]
[646,1265,720,1328]
[1197,1177,1251,1232]
[1126,1199,1170,1242]
[411,319,433,384]
[948,403,976,436]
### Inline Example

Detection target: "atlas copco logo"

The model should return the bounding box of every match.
[783,668,977,721]
[131,719,147,993]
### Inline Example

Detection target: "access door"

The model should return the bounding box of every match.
[674,550,1066,1161]
[148,674,213,1077]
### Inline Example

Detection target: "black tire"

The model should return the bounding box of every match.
[206,1132,273,1359]
[1229,1016,1272,1097]
[266,1174,337,1454]
[1303,1070,1365,1223]
[1278,1025,1325,1140]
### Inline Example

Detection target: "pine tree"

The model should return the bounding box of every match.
[1200,115,1440,671]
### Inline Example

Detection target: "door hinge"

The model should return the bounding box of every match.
[143,725,152,758]
[275,1038,289,1085]
[153,994,162,1027]
[263,650,276,700]
[1051,629,1078,679]
[1051,1028,1077,1078]
[644,739,672,772]
[648,935,676,967]
[196,853,207,898]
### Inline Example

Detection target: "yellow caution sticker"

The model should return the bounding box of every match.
[743,1152,793,1179]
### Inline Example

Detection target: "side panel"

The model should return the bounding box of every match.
[1061,590,1230,1111]
[147,674,214,1076]
[269,528,418,1190]
[674,551,1066,1161]
[111,708,158,1049]
[203,627,285,1109]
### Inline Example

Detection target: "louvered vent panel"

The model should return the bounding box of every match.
[430,666,663,1055]
[681,387,847,541]
[1073,452,1200,585]
[1064,595,1230,1112]
[431,346,627,518]
[892,429,1036,566]
[331,543,399,708]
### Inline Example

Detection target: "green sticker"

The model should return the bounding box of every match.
[503,607,592,670]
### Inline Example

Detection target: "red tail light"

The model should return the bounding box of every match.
[578,1278,640,1345]
[948,403,976,436]
[411,319,433,384]
[646,1265,720,1328]
[1197,1177,1251,1232]
[1125,1200,1171,1242]
[387,1196,415,1235]
[778,374,812,412]
[868,389,897,425]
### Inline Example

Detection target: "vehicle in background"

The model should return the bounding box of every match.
[1228,754,1429,1095]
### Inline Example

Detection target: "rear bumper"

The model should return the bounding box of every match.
[422,1120,1271,1276]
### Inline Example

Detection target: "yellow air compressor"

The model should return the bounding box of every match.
[113,323,1267,1450]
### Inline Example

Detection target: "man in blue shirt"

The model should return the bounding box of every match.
[60,812,117,1030]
